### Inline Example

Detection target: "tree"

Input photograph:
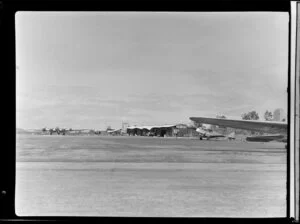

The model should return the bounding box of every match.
[42,127,46,132]
[55,127,60,135]
[242,110,260,135]
[264,110,273,121]
[61,128,66,135]
[216,115,226,119]
[241,110,259,120]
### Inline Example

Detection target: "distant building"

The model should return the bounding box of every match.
[122,122,129,134]
[273,108,286,122]
[126,124,197,137]
[81,129,92,135]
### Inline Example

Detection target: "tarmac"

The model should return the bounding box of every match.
[15,135,287,217]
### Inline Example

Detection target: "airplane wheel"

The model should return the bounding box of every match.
[199,137,203,140]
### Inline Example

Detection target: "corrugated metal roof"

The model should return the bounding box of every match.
[127,126,138,130]
[127,124,177,130]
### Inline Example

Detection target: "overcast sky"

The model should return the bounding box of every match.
[16,12,288,130]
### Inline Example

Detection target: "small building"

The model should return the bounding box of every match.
[273,108,286,122]
[121,122,129,135]
[80,129,93,135]
[107,129,122,136]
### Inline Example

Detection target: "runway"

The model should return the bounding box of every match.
[16,135,287,217]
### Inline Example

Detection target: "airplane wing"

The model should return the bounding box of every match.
[190,117,287,134]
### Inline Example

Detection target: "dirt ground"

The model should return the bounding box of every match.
[15,135,287,217]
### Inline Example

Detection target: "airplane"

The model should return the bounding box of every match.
[42,127,86,135]
[190,117,287,144]
[227,132,236,140]
[196,124,225,140]
[107,129,122,135]
[245,134,286,142]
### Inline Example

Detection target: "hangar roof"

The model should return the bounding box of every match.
[127,124,177,130]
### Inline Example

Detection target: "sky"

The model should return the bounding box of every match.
[15,12,288,130]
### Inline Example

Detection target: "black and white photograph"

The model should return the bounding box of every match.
[15,11,289,217]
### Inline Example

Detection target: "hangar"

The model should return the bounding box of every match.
[127,124,197,137]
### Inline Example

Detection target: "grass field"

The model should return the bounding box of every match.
[16,135,287,217]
